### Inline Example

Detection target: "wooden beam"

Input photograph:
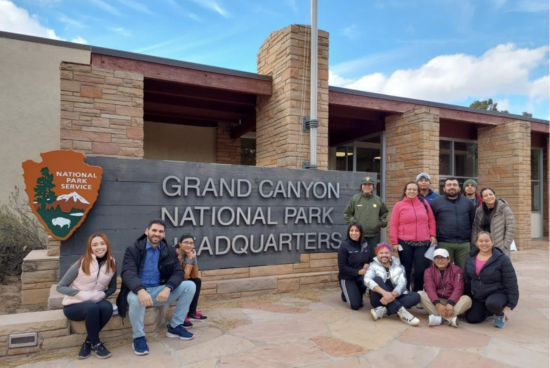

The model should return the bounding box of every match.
[144,94,256,115]
[330,105,386,121]
[92,54,272,96]
[144,113,218,127]
[144,102,249,121]
[230,116,256,139]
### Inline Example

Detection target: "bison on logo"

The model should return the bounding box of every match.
[22,150,102,241]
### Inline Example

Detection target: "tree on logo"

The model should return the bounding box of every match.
[35,167,56,211]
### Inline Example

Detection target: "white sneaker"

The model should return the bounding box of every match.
[428,314,443,327]
[370,306,388,321]
[445,316,458,328]
[397,307,420,326]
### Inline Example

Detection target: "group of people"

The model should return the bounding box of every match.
[57,220,205,359]
[340,173,519,328]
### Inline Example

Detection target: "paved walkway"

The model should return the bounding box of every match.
[9,250,549,368]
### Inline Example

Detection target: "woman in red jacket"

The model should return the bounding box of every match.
[390,181,437,292]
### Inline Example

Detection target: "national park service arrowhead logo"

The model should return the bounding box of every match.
[22,150,102,241]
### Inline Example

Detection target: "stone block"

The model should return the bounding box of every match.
[47,246,60,256]
[116,106,143,118]
[299,274,333,284]
[118,87,144,98]
[126,127,144,140]
[39,327,70,339]
[202,267,250,277]
[21,288,50,304]
[249,264,294,277]
[92,142,119,155]
[216,277,277,294]
[41,334,84,350]
[114,70,144,81]
[7,345,40,356]
[48,285,63,310]
[119,147,144,157]
[21,269,58,284]
[299,254,310,263]
[277,278,300,292]
[61,80,80,92]
[309,259,337,268]
[0,310,67,335]
[309,253,337,260]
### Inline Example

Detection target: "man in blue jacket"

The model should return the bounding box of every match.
[116,219,196,356]
[430,178,474,269]
[416,172,440,204]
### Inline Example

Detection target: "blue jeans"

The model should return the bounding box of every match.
[127,281,196,339]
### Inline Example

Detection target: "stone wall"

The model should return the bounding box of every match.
[256,25,329,169]
[216,122,241,164]
[385,107,440,211]
[478,121,531,250]
[20,250,59,305]
[60,62,144,158]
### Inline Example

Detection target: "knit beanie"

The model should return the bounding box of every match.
[463,179,478,190]
[416,173,431,182]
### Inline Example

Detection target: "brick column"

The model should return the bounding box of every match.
[216,122,241,164]
[256,25,329,169]
[60,62,144,157]
[545,138,549,237]
[478,121,531,250]
[385,107,440,211]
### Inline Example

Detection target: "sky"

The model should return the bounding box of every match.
[1,0,549,119]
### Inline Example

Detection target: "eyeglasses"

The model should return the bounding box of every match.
[434,256,448,261]
[181,241,194,245]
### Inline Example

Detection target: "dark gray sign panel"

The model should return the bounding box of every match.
[60,157,375,274]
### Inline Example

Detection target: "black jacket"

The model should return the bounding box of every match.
[464,247,519,309]
[337,237,370,280]
[116,234,184,318]
[430,195,474,243]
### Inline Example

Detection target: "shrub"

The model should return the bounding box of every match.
[0,187,47,283]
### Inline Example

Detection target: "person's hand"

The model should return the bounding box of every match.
[358,264,368,276]
[378,222,387,228]
[503,306,512,320]
[436,303,448,318]
[392,244,399,252]
[444,303,454,318]
[138,289,153,307]
[430,236,437,246]
[384,291,396,303]
[155,287,171,303]
[186,249,196,259]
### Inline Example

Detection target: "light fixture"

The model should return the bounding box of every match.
[336,152,353,157]
[374,156,381,160]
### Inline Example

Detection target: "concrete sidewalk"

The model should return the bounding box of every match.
[8,249,549,368]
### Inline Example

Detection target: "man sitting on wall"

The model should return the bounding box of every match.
[418,248,472,327]
[116,219,196,356]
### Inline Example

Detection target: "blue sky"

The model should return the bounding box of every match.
[1,0,549,119]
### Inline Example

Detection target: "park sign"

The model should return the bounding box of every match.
[59,157,374,274]
[22,150,102,241]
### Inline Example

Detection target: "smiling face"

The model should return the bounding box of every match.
[180,237,195,253]
[349,225,361,241]
[376,248,392,265]
[405,183,419,199]
[481,189,496,206]
[145,223,166,247]
[361,183,374,195]
[434,255,451,270]
[476,233,494,254]
[443,179,460,198]
[91,236,107,258]
[417,178,430,191]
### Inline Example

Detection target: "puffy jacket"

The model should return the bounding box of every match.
[423,263,465,305]
[116,234,184,318]
[464,247,519,309]
[430,195,474,243]
[364,256,407,296]
[390,197,436,245]
[471,199,515,256]
[420,189,440,204]
[337,237,370,280]
[60,255,116,306]
[344,193,388,237]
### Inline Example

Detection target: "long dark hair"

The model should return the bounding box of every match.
[347,221,365,243]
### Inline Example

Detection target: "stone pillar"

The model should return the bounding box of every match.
[46,236,60,257]
[478,121,531,250]
[385,107,440,211]
[256,25,329,169]
[545,138,549,238]
[60,62,144,158]
[216,122,241,164]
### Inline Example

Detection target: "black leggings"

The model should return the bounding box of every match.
[340,277,367,310]
[466,293,508,324]
[398,241,430,292]
[63,300,113,345]
[369,276,420,315]
[188,278,202,315]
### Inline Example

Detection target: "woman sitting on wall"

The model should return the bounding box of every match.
[390,181,436,292]
[57,233,117,359]
[471,187,516,256]
[338,222,370,310]
[176,233,207,328]
[464,231,519,328]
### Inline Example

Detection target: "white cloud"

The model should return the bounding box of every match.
[331,43,549,105]
[59,14,85,28]
[89,0,121,15]
[495,98,510,111]
[342,24,360,40]
[115,0,153,14]
[189,0,229,18]
[0,0,60,39]
[111,26,131,36]
[71,36,88,44]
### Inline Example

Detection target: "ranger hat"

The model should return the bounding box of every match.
[361,176,375,184]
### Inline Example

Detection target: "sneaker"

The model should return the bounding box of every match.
[91,342,111,359]
[428,314,443,327]
[415,303,423,310]
[132,336,149,356]
[183,316,193,328]
[494,314,506,329]
[445,316,459,328]
[397,307,420,326]
[188,311,207,321]
[78,340,91,359]
[370,306,388,321]
[166,324,195,340]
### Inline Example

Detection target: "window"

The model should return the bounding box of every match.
[241,138,256,166]
[439,139,478,192]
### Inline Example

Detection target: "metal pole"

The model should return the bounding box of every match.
[309,0,318,168]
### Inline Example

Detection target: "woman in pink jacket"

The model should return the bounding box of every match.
[57,233,117,360]
[390,181,437,292]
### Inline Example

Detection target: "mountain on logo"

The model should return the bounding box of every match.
[53,192,90,212]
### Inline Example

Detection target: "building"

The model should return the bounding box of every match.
[1,24,548,252]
